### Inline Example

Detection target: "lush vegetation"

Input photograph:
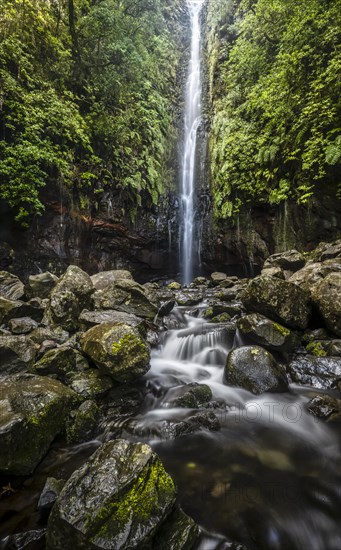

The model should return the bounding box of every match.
[0,0,184,225]
[206,0,341,219]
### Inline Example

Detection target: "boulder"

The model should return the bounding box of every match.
[224,346,288,394]
[91,269,133,290]
[307,395,341,422]
[47,266,93,331]
[46,440,176,549]
[66,400,100,444]
[0,373,77,475]
[38,478,66,514]
[166,383,212,408]
[237,313,299,352]
[8,317,39,334]
[261,266,285,279]
[27,272,59,299]
[80,322,150,383]
[156,411,220,439]
[310,272,341,337]
[79,308,145,332]
[176,291,203,306]
[68,369,113,399]
[288,355,341,389]
[0,271,25,300]
[34,346,89,381]
[289,258,341,292]
[93,279,158,320]
[0,334,36,374]
[29,326,69,346]
[167,281,181,290]
[241,276,311,329]
[210,272,227,285]
[263,250,305,272]
[0,296,44,324]
[152,507,199,550]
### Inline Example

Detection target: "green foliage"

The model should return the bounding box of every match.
[207,0,341,218]
[0,0,183,224]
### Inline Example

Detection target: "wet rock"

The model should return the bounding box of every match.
[38,478,65,514]
[166,383,212,408]
[1,529,46,549]
[224,346,288,394]
[0,271,25,300]
[93,278,158,320]
[211,272,227,285]
[176,291,203,306]
[80,322,150,383]
[168,281,182,290]
[0,297,44,324]
[312,239,341,262]
[307,395,341,422]
[241,276,311,329]
[29,326,69,346]
[289,258,341,292]
[157,300,176,318]
[261,266,285,279]
[204,303,243,319]
[216,288,240,302]
[79,308,146,331]
[0,334,36,373]
[68,369,113,399]
[288,355,341,389]
[46,266,93,331]
[237,313,299,352]
[310,272,341,336]
[191,276,209,287]
[46,440,176,549]
[152,506,200,550]
[34,346,89,380]
[66,400,100,444]
[0,373,77,475]
[157,411,220,439]
[27,272,59,299]
[263,250,305,272]
[8,317,39,334]
[91,269,133,290]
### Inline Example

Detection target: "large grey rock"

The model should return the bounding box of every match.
[27,272,59,299]
[210,272,227,285]
[224,346,288,394]
[34,346,89,380]
[8,317,39,334]
[0,374,77,475]
[0,334,36,373]
[0,271,24,300]
[47,266,93,331]
[80,322,150,383]
[290,258,341,292]
[310,272,341,337]
[288,355,341,389]
[263,250,305,272]
[46,440,176,549]
[68,369,113,399]
[91,270,133,290]
[93,278,158,320]
[79,308,145,331]
[237,313,299,352]
[0,296,44,324]
[241,276,311,329]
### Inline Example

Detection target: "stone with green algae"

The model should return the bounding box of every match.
[46,440,177,549]
[237,313,299,352]
[80,322,150,383]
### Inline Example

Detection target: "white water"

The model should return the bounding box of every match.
[181,0,205,286]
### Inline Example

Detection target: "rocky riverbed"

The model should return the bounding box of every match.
[0,240,341,549]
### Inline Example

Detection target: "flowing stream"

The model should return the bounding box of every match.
[180,0,204,286]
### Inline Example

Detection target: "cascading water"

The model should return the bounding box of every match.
[180,0,204,286]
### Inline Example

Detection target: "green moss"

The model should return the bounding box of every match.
[111,333,149,365]
[306,342,328,357]
[273,322,291,337]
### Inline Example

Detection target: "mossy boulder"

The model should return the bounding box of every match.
[66,400,100,444]
[68,370,113,399]
[241,276,311,329]
[91,270,133,290]
[27,272,59,299]
[80,322,150,383]
[0,373,78,475]
[310,272,341,337]
[47,266,93,331]
[79,308,145,332]
[0,334,36,374]
[93,278,158,320]
[34,346,89,380]
[263,250,305,272]
[224,346,288,394]
[0,271,25,300]
[237,313,299,352]
[46,440,176,549]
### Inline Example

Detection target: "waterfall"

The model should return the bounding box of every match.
[180,0,204,286]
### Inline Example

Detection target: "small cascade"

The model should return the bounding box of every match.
[180,0,205,286]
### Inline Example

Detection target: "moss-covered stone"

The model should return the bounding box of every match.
[0,374,78,475]
[46,440,176,549]
[80,322,150,383]
[0,334,36,374]
[306,341,328,357]
[237,313,299,352]
[66,400,100,444]
[311,272,341,337]
[93,278,158,320]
